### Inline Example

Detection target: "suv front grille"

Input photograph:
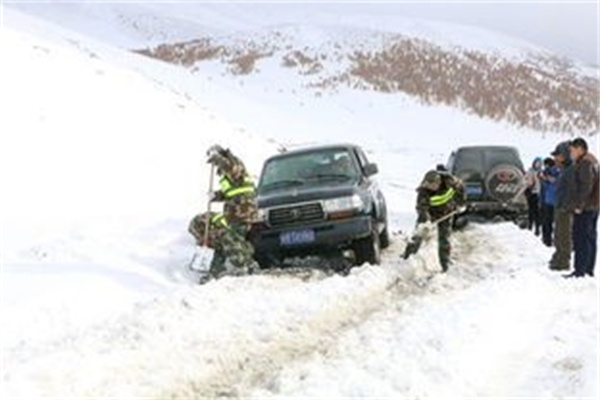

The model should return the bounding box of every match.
[268,202,325,227]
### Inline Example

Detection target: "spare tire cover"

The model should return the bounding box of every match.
[485,164,525,203]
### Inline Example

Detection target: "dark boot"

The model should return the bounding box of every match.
[563,272,584,279]
[440,261,449,273]
[549,260,570,271]
[552,209,573,271]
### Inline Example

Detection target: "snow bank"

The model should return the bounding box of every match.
[0,13,278,350]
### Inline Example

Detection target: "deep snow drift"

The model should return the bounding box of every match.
[1,5,598,399]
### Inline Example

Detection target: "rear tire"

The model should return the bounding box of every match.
[254,251,280,270]
[354,228,381,266]
[379,225,391,249]
[516,215,529,229]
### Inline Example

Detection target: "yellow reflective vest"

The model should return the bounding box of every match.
[210,212,229,228]
[219,175,255,199]
[429,187,456,207]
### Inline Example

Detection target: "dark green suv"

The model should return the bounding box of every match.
[251,144,389,270]
[447,146,528,225]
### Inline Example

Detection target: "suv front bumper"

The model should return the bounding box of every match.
[252,215,373,257]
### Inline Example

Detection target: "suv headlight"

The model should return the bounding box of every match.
[323,194,365,213]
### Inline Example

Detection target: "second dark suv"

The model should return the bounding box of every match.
[447,146,528,225]
[250,144,389,270]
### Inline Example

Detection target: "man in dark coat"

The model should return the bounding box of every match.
[565,138,599,278]
[549,141,577,271]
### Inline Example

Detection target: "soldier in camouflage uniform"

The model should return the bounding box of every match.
[206,145,258,237]
[188,211,256,281]
[407,169,466,272]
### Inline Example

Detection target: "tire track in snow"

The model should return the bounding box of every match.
[160,223,508,398]
[2,243,408,397]
[2,224,516,398]
[245,224,598,398]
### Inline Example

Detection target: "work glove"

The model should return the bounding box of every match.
[415,221,435,237]
[210,191,225,202]
[207,152,225,165]
[417,212,431,224]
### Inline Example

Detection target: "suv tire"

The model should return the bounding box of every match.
[255,251,280,270]
[354,226,381,266]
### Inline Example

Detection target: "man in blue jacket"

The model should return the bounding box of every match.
[540,157,559,247]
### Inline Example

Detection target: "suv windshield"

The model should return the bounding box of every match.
[453,147,523,174]
[260,149,360,191]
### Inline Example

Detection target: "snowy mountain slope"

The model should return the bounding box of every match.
[9,2,598,134]
[136,24,598,135]
[0,10,279,350]
[1,6,598,399]
[1,9,567,216]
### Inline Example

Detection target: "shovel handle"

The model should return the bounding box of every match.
[202,164,216,247]
[431,208,462,225]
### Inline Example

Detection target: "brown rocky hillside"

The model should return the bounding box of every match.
[134,31,599,135]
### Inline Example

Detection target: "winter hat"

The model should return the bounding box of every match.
[551,141,570,157]
[420,170,442,190]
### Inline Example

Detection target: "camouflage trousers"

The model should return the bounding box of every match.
[210,229,256,277]
[402,219,452,272]
[437,219,452,271]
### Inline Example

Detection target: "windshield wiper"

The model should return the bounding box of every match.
[261,179,305,190]
[305,173,356,181]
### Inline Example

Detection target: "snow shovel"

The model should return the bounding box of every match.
[188,165,216,274]
[402,208,463,260]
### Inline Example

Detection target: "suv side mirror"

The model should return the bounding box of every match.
[364,163,379,177]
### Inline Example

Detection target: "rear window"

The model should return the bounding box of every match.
[453,148,523,173]
[453,149,483,173]
[485,148,523,171]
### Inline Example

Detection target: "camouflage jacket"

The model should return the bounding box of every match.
[416,173,465,223]
[209,149,258,228]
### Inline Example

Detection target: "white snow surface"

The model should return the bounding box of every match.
[1,6,598,399]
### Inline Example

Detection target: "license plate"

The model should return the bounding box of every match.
[280,229,315,246]
[466,185,483,196]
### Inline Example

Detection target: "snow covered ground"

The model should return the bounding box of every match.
[1,5,598,399]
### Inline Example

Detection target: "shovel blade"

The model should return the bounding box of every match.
[189,246,215,272]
